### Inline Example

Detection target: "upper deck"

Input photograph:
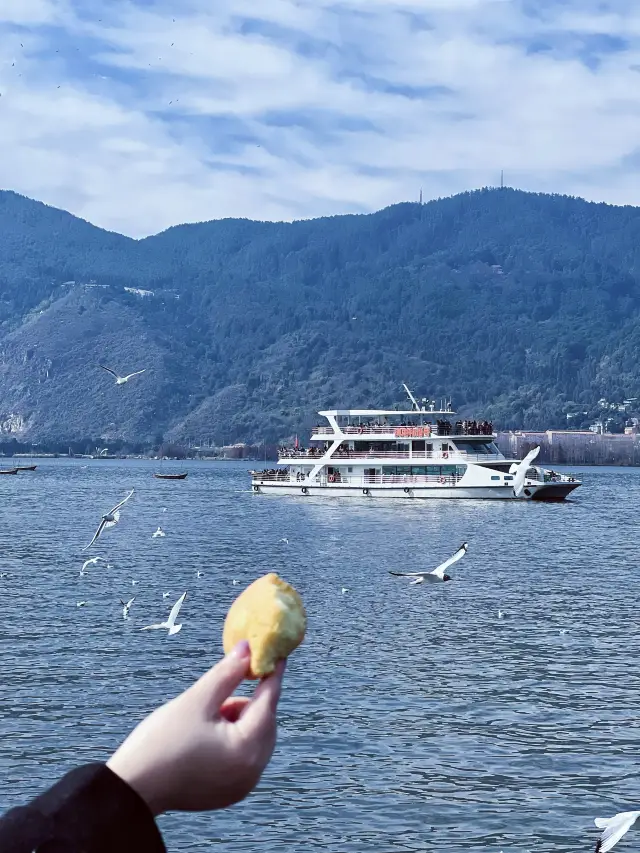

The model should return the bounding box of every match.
[311,409,494,440]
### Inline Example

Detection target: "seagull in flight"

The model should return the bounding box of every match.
[100,365,146,385]
[152,526,166,538]
[195,570,204,578]
[80,556,103,575]
[280,537,289,544]
[510,446,541,498]
[83,489,134,550]
[163,591,171,598]
[594,811,640,852]
[141,591,187,635]
[121,597,135,619]
[389,543,468,584]
[76,601,87,608]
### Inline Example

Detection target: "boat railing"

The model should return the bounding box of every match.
[311,425,495,438]
[252,472,464,486]
[278,450,502,462]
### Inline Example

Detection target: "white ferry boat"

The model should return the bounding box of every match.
[251,387,582,501]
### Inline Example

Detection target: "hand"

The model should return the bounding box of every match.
[107,641,284,815]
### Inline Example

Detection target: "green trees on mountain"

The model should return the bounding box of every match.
[0,186,639,443]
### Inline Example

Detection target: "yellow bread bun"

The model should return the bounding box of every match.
[223,573,306,678]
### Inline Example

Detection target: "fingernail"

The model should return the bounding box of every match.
[231,640,250,659]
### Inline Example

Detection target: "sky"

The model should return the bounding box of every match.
[0,0,639,237]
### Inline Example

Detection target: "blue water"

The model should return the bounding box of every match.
[1,460,639,852]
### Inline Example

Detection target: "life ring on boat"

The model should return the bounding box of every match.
[253,485,259,493]
[403,487,412,495]
[301,486,309,495]
[438,476,446,484]
[328,474,335,483]
[442,451,449,459]
[362,488,370,496]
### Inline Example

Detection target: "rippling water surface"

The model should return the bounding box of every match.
[1,460,639,851]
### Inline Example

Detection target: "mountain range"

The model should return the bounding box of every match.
[1,186,640,448]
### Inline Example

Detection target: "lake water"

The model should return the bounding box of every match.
[1,460,639,852]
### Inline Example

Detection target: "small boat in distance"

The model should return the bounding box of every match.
[16,465,37,472]
[153,472,188,480]
[0,468,18,475]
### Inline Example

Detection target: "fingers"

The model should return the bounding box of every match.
[240,659,286,735]
[190,641,252,714]
[220,696,251,723]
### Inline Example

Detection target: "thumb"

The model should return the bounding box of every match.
[190,641,252,715]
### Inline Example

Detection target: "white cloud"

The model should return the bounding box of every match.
[0,0,639,236]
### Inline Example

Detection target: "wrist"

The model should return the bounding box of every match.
[107,756,165,817]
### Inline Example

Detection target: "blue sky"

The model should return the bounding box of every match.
[0,0,638,237]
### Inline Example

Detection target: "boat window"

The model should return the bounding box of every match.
[491,475,500,481]
[454,441,498,455]
[396,466,411,475]
[348,467,353,473]
[412,441,425,451]
[504,475,513,481]
[411,466,427,475]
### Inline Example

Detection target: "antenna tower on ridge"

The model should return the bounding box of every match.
[419,187,423,205]
[500,170,504,189]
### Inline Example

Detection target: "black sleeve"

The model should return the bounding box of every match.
[0,762,166,853]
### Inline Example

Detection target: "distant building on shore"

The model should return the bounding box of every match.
[497,430,640,466]
[220,442,278,460]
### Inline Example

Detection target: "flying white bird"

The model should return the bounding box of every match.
[162,591,170,598]
[0,573,7,579]
[152,526,166,538]
[100,365,146,385]
[341,587,349,594]
[232,579,239,585]
[121,597,135,619]
[498,610,504,619]
[281,537,289,544]
[594,811,640,852]
[389,543,468,584]
[195,570,204,578]
[141,591,187,635]
[80,556,103,575]
[131,579,138,586]
[510,446,541,498]
[76,601,87,608]
[83,489,134,550]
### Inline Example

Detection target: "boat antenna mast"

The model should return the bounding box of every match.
[402,383,421,411]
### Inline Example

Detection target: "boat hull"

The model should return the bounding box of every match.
[250,481,578,500]
[153,473,188,480]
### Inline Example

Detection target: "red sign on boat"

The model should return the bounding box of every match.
[394,426,431,438]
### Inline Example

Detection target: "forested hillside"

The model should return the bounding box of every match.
[0,187,639,446]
